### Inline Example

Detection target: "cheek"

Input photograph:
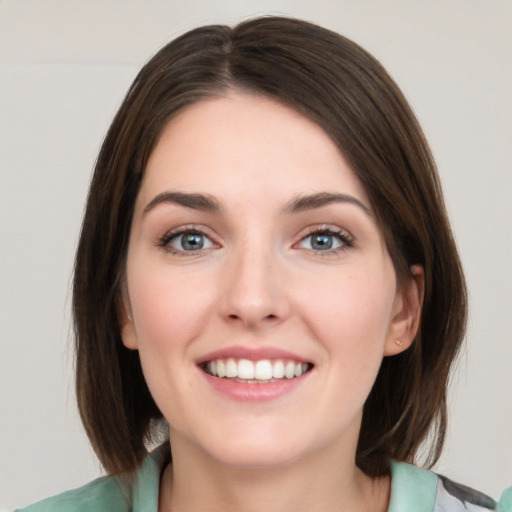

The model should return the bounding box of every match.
[302,262,396,359]
[125,263,216,424]
[128,263,215,352]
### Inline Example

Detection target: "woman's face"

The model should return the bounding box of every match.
[121,92,419,469]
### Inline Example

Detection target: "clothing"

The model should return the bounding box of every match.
[16,444,512,512]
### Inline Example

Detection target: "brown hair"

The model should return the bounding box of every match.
[73,16,467,477]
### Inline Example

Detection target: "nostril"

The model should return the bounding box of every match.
[227,313,277,320]
[223,307,284,328]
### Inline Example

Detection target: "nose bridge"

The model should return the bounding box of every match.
[220,228,286,328]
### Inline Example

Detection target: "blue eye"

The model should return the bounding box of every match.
[310,233,337,250]
[163,230,214,253]
[298,229,351,252]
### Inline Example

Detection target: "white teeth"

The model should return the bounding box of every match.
[225,358,237,378]
[284,361,295,379]
[217,359,226,378]
[254,360,273,380]
[205,358,310,381]
[272,360,285,378]
[237,359,255,379]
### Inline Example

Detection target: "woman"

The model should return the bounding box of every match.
[17,16,511,512]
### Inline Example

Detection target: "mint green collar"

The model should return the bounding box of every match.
[129,443,170,512]
[388,461,438,512]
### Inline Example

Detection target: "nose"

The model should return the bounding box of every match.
[219,242,290,331]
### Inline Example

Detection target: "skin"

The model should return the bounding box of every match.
[120,92,423,512]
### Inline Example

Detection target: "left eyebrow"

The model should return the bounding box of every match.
[143,192,222,215]
[281,192,372,216]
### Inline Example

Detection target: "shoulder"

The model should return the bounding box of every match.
[434,474,498,512]
[14,443,170,512]
[14,475,130,512]
[389,462,512,512]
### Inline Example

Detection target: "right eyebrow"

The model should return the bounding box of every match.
[281,192,372,217]
[142,192,222,215]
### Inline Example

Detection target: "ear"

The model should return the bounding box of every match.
[117,287,139,350]
[384,264,424,356]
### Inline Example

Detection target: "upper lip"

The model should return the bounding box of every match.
[196,346,311,365]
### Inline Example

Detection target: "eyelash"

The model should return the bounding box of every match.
[295,226,354,255]
[157,226,215,256]
[157,225,354,256]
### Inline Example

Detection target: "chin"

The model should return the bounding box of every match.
[171,418,310,470]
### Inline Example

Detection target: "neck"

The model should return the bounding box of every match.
[158,435,390,512]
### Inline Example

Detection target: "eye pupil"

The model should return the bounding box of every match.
[311,234,333,250]
[182,233,204,250]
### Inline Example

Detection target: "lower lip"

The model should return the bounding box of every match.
[200,369,311,402]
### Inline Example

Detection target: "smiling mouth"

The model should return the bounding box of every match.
[201,358,313,383]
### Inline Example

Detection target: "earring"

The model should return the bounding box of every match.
[394,339,403,346]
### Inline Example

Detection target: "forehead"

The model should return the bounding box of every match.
[138,92,369,210]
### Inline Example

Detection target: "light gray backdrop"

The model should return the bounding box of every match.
[1,1,511,509]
